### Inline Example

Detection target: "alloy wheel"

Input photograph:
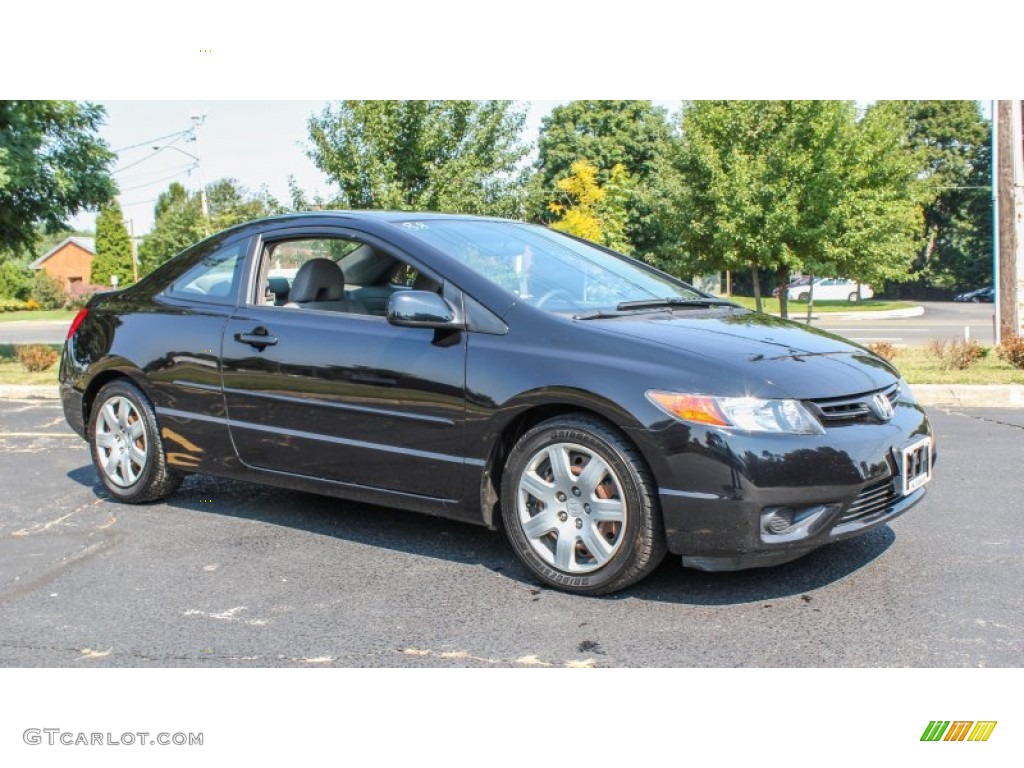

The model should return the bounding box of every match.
[94,395,148,487]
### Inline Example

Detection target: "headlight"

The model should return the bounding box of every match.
[646,391,825,435]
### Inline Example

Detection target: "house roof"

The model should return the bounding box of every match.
[29,237,96,270]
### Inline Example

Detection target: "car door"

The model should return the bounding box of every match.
[219,226,468,501]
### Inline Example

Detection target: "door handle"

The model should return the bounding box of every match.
[235,327,278,349]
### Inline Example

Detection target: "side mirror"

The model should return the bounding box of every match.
[386,290,462,329]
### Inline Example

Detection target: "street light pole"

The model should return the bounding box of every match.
[190,114,209,230]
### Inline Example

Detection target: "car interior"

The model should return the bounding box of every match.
[259,239,441,317]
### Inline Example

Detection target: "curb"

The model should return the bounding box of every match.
[0,385,59,400]
[770,306,926,321]
[2,382,1022,408]
[912,384,1024,409]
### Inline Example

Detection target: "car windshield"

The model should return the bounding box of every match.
[397,219,703,313]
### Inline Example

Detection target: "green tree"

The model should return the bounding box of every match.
[887,101,991,289]
[92,199,134,287]
[673,100,920,317]
[29,271,65,309]
[0,259,32,300]
[138,179,281,275]
[0,101,116,254]
[534,100,681,262]
[307,100,529,216]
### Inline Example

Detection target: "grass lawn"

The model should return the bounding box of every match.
[727,296,915,314]
[0,309,78,323]
[884,347,1024,385]
[0,359,59,386]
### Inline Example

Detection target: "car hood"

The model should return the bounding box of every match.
[582,308,898,399]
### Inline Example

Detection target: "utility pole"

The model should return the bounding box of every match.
[190,113,209,231]
[127,218,139,283]
[995,101,1021,342]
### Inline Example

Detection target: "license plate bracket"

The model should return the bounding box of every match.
[901,437,932,495]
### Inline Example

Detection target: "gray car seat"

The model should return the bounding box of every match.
[284,258,365,313]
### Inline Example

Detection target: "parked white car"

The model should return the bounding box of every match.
[787,278,873,302]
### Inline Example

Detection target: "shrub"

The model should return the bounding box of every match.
[24,299,40,310]
[65,291,95,310]
[14,344,59,372]
[28,272,66,310]
[996,334,1024,370]
[0,298,28,313]
[0,260,32,301]
[926,337,985,371]
[867,341,897,361]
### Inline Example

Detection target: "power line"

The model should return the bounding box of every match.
[112,129,190,154]
[113,133,188,176]
[118,163,197,192]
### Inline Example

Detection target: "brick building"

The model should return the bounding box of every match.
[29,237,96,292]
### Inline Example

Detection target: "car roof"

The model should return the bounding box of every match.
[203,210,520,244]
[248,210,512,226]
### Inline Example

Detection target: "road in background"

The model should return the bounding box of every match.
[810,302,995,347]
[0,321,70,345]
[0,398,1019,667]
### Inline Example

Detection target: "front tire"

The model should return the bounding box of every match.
[89,379,182,503]
[501,416,666,595]
[848,292,859,303]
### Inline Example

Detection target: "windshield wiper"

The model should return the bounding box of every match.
[573,307,675,320]
[615,297,737,311]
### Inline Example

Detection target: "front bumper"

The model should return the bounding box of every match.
[627,400,934,571]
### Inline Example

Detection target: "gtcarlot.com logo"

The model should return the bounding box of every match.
[921,721,997,742]
[23,729,203,747]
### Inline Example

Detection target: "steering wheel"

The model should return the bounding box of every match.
[534,288,576,309]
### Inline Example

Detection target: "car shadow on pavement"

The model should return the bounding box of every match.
[66,466,895,606]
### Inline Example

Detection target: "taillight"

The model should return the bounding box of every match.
[67,307,89,340]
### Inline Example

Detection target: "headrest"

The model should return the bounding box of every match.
[289,258,345,303]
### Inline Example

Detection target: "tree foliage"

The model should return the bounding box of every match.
[887,100,991,289]
[138,179,281,275]
[534,100,681,263]
[307,101,529,216]
[0,101,116,254]
[92,198,134,287]
[29,271,65,309]
[674,100,921,315]
[548,160,633,253]
[0,259,32,300]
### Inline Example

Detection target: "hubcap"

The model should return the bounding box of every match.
[94,396,148,487]
[517,442,627,574]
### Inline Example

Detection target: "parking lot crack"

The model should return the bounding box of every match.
[941,409,1024,431]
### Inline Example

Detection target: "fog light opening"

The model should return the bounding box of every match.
[764,508,795,534]
[760,503,843,542]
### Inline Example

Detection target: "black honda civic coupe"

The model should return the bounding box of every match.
[60,212,934,594]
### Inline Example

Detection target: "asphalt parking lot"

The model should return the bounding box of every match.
[0,398,1020,667]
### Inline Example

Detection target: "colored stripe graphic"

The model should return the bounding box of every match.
[944,722,973,741]
[967,722,997,742]
[921,721,997,742]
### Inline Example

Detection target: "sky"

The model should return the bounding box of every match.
[76,100,682,236]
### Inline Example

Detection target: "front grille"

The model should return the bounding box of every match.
[808,383,900,425]
[839,477,899,524]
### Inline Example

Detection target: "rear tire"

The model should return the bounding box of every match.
[848,292,859,303]
[798,291,810,302]
[501,415,666,595]
[89,379,182,503]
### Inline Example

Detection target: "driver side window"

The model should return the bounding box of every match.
[254,236,440,317]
